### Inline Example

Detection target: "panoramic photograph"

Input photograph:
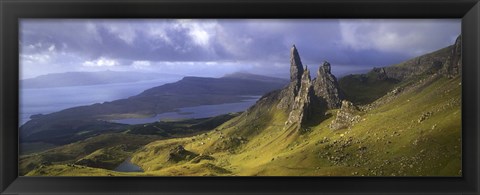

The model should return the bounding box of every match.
[19,19,461,176]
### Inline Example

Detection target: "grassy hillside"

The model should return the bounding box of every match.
[338,45,453,105]
[338,71,399,105]
[19,133,160,175]
[20,114,239,175]
[25,73,461,176]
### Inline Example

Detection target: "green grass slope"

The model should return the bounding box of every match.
[19,133,159,175]
[25,73,461,176]
[339,45,453,105]
[338,72,399,105]
[132,74,461,176]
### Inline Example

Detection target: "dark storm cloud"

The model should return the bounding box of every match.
[19,19,461,78]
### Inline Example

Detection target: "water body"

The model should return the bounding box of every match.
[19,78,181,125]
[114,157,144,172]
[112,96,261,125]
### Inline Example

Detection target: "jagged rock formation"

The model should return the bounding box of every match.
[290,45,305,86]
[443,35,462,78]
[372,67,388,80]
[167,145,198,162]
[278,45,305,110]
[279,45,343,129]
[382,48,451,81]
[285,67,315,128]
[312,61,343,109]
[330,100,361,130]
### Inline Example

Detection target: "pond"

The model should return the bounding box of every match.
[114,157,144,172]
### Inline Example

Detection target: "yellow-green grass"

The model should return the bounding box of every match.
[129,75,460,176]
[20,133,160,175]
[25,75,461,176]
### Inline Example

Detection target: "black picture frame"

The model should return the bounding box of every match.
[1,0,479,194]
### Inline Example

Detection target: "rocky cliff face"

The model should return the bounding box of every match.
[443,35,462,78]
[279,45,343,129]
[358,35,461,82]
[313,61,343,109]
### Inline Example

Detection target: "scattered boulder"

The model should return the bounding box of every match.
[190,155,215,164]
[417,111,433,123]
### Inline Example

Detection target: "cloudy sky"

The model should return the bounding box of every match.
[20,19,461,79]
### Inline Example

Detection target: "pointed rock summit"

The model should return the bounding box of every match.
[290,45,305,84]
[279,45,344,130]
[278,45,307,110]
[313,61,343,109]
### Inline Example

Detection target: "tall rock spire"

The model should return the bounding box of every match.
[290,45,304,83]
[285,66,315,129]
[313,61,343,109]
[278,45,307,110]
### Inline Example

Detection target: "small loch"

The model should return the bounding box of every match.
[114,158,143,172]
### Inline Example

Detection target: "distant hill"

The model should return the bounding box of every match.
[223,72,287,83]
[22,71,182,88]
[20,73,288,144]
[138,74,287,97]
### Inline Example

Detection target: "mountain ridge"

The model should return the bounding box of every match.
[22,71,183,88]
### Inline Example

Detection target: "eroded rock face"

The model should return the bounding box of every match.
[290,45,305,85]
[285,67,315,128]
[372,67,388,80]
[330,100,361,130]
[444,35,462,78]
[313,61,343,109]
[279,46,344,129]
[278,45,305,110]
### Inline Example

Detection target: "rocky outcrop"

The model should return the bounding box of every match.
[279,45,344,129]
[290,45,305,86]
[377,34,461,80]
[443,35,462,78]
[312,61,343,109]
[330,100,361,130]
[167,145,198,162]
[373,45,453,81]
[372,67,388,80]
[278,45,305,110]
[285,67,315,128]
